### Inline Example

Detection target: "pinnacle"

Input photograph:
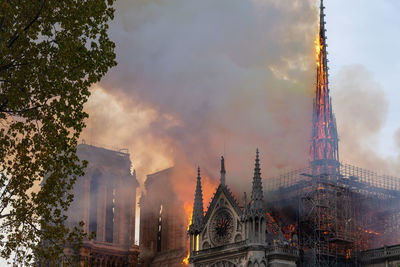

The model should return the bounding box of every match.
[250,149,264,211]
[191,166,204,232]
[254,148,260,178]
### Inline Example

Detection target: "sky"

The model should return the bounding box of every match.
[326,0,400,158]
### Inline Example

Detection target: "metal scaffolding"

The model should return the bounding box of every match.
[265,162,400,266]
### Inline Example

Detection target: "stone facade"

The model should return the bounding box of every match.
[139,167,187,267]
[65,144,140,266]
[189,153,299,267]
[359,245,400,267]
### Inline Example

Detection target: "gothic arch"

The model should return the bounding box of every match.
[202,241,210,249]
[248,259,265,267]
[234,234,242,242]
[210,260,238,267]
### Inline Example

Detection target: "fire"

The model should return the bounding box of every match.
[183,254,189,265]
[282,224,296,242]
[315,36,322,65]
[266,212,279,235]
[310,13,339,173]
[184,202,193,229]
[183,202,192,265]
[180,171,218,266]
[364,229,380,236]
[346,249,351,259]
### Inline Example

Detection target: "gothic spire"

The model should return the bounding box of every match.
[190,167,204,232]
[250,149,264,211]
[220,156,226,186]
[310,0,339,175]
[319,0,328,77]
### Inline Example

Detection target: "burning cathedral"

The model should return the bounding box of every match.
[187,1,400,266]
[55,1,400,267]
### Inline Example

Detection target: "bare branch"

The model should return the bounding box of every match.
[0,213,13,219]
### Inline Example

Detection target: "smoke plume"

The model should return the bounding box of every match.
[81,0,318,201]
[331,65,399,174]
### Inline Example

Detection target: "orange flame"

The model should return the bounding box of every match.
[179,172,218,266]
[315,36,322,66]
[183,203,192,265]
[364,229,380,236]
[183,254,189,265]
[346,249,351,259]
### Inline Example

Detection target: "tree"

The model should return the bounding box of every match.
[0,0,116,265]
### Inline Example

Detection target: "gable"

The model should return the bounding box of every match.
[204,185,242,222]
[200,185,244,249]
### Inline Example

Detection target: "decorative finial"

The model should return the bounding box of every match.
[220,156,226,186]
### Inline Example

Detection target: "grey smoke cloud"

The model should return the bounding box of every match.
[81,0,318,201]
[331,65,393,173]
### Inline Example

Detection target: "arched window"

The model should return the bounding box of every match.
[157,204,163,252]
[89,176,99,238]
[105,185,115,243]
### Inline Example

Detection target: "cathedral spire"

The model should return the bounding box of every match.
[250,149,264,211]
[220,156,226,186]
[310,0,339,175]
[319,0,328,77]
[190,167,204,232]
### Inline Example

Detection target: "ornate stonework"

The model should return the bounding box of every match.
[188,153,299,267]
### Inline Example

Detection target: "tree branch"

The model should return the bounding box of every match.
[24,218,75,266]
[0,98,8,112]
[2,104,44,115]
[0,213,13,219]
[0,60,17,72]
[0,17,4,33]
[7,0,47,48]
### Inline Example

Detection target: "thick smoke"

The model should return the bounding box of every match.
[331,65,400,175]
[80,2,400,251]
[81,0,318,203]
